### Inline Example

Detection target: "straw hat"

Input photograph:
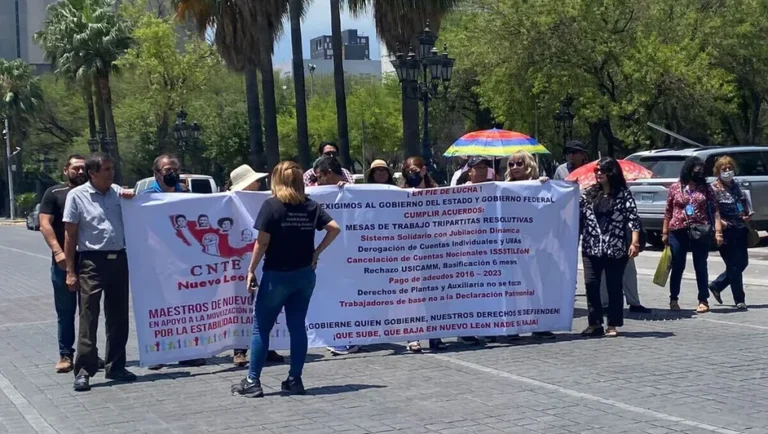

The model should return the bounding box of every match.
[365,159,393,179]
[229,164,268,191]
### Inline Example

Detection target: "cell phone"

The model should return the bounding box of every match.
[248,279,258,303]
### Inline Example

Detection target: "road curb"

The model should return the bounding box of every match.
[578,265,768,288]
[0,222,24,227]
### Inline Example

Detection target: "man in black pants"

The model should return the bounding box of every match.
[64,153,136,391]
[39,154,104,373]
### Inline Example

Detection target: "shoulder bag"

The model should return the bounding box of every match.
[684,186,714,246]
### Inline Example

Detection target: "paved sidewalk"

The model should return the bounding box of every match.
[1,226,767,434]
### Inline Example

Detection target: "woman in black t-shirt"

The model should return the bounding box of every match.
[231,161,341,398]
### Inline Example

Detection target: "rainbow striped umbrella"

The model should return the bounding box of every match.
[443,128,549,157]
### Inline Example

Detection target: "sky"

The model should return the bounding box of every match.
[272,3,380,62]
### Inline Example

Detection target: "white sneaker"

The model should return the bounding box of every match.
[736,303,748,310]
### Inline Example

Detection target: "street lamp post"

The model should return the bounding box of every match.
[173,109,201,169]
[391,21,455,175]
[87,136,99,153]
[38,150,54,172]
[308,64,316,98]
[95,128,113,155]
[553,95,575,149]
[3,118,15,219]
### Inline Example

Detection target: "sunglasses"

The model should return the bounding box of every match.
[508,161,525,168]
[323,152,338,157]
[593,168,603,174]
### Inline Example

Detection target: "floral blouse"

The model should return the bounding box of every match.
[579,187,641,259]
[711,181,748,228]
[664,183,718,231]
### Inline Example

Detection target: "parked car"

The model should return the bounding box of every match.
[134,174,218,194]
[25,203,40,231]
[626,146,768,246]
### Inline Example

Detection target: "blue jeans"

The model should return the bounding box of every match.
[669,229,710,303]
[51,263,77,357]
[712,226,748,304]
[248,267,315,380]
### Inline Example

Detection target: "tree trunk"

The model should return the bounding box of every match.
[749,89,761,146]
[93,75,107,138]
[402,86,420,157]
[82,79,97,139]
[258,25,281,171]
[587,122,600,158]
[290,0,311,170]
[330,0,352,170]
[600,119,623,158]
[245,64,266,172]
[97,72,123,184]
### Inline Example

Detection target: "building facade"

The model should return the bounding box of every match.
[275,59,382,79]
[0,0,55,71]
[310,29,371,61]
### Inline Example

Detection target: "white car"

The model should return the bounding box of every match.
[25,204,40,231]
[134,174,218,194]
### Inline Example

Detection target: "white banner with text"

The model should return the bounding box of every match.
[123,182,579,366]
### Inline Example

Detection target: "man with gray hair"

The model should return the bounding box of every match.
[143,153,207,369]
[145,153,186,193]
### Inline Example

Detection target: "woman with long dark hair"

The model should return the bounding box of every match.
[231,161,341,398]
[662,156,723,313]
[579,158,641,338]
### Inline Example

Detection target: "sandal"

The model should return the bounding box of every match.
[604,327,618,338]
[406,341,422,353]
[696,303,710,313]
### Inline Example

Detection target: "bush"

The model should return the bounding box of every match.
[15,193,37,216]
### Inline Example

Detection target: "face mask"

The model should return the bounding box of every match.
[163,172,180,187]
[406,172,423,187]
[692,172,705,184]
[720,170,734,182]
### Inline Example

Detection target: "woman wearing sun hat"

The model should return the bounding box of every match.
[229,164,269,192]
[228,164,284,367]
[366,159,395,185]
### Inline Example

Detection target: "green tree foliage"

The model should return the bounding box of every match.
[439,0,760,157]
[35,0,133,182]
[113,12,219,178]
[0,59,43,214]
[277,74,404,171]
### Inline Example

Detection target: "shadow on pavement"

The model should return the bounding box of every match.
[263,384,387,397]
[625,309,696,321]
[90,371,194,389]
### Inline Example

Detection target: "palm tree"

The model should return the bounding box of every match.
[35,5,98,140]
[349,0,460,157]
[0,59,43,216]
[290,0,311,169]
[35,0,132,183]
[176,0,286,171]
[329,0,352,170]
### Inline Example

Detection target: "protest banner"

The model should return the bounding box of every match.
[123,181,579,366]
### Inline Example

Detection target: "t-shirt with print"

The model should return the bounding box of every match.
[39,183,73,258]
[254,197,333,272]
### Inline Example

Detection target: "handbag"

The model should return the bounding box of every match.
[683,187,715,246]
[747,222,761,248]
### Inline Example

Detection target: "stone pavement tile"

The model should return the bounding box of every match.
[3,228,768,433]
